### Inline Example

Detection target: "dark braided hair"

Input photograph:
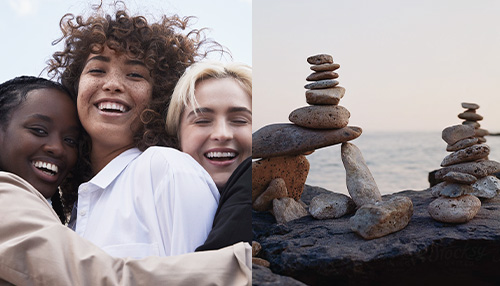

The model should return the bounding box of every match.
[0,75,80,224]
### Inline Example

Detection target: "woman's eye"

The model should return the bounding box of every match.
[29,127,47,136]
[64,137,78,147]
[128,72,145,79]
[194,119,211,124]
[88,69,105,74]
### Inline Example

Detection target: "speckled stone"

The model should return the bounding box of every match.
[309,192,356,220]
[306,86,345,105]
[442,125,475,145]
[252,124,362,159]
[462,121,480,128]
[458,111,483,121]
[435,160,500,180]
[306,71,339,81]
[462,102,480,109]
[304,79,339,90]
[272,197,309,224]
[440,144,490,167]
[310,63,340,72]
[341,142,382,207]
[471,176,500,199]
[289,105,350,129]
[350,196,413,240]
[428,195,481,223]
[446,137,479,152]
[442,171,478,184]
[252,155,310,202]
[253,178,288,212]
[436,182,474,198]
[307,54,333,65]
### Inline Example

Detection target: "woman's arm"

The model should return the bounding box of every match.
[0,172,250,286]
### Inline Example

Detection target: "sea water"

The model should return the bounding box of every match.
[305,132,500,195]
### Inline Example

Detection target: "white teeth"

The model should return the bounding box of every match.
[98,102,127,112]
[33,161,59,175]
[205,152,236,159]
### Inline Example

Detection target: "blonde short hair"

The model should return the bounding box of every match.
[166,61,252,138]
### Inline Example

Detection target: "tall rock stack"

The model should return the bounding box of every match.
[459,102,489,143]
[428,124,500,223]
[252,54,362,223]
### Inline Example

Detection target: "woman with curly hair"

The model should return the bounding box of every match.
[47,3,222,258]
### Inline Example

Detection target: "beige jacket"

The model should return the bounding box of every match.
[0,172,251,286]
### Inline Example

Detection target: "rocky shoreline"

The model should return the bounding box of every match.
[252,185,500,286]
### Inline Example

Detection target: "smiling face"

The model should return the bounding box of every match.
[0,88,79,198]
[179,77,252,188]
[77,47,153,168]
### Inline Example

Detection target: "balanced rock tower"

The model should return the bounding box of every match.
[428,124,500,223]
[459,102,489,143]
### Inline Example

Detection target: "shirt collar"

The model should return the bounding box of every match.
[89,148,142,189]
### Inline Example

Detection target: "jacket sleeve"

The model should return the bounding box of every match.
[0,172,251,286]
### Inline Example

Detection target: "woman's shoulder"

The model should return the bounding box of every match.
[138,146,203,171]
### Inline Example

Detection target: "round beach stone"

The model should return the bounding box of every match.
[350,196,413,240]
[272,197,309,224]
[458,111,483,121]
[309,192,356,220]
[306,86,345,105]
[253,178,288,212]
[442,171,478,184]
[289,105,350,129]
[252,124,362,159]
[428,195,481,223]
[252,155,310,202]
[311,63,340,72]
[439,182,474,198]
[446,137,478,152]
[462,102,480,109]
[435,160,500,180]
[475,128,489,137]
[304,79,339,90]
[440,144,490,167]
[307,54,333,65]
[442,125,475,145]
[462,121,480,129]
[341,142,382,207]
[471,176,500,199]
[306,71,339,81]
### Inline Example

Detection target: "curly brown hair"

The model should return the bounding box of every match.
[46,3,224,213]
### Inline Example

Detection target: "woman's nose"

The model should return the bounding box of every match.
[43,136,65,157]
[211,121,233,141]
[102,72,124,93]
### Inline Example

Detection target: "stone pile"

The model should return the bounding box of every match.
[428,124,500,223]
[252,54,362,224]
[459,102,489,143]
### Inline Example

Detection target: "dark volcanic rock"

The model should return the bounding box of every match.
[252,264,307,286]
[252,124,362,159]
[252,185,500,286]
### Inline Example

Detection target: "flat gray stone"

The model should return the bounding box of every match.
[439,182,474,198]
[458,111,483,121]
[461,102,480,109]
[306,86,345,105]
[310,63,340,72]
[435,160,500,180]
[462,121,480,128]
[309,192,356,220]
[440,144,490,167]
[442,125,475,145]
[304,79,339,90]
[306,71,339,81]
[289,105,350,129]
[471,176,500,199]
[272,197,309,224]
[307,54,333,65]
[252,124,362,159]
[446,137,479,152]
[442,171,478,184]
[341,142,382,207]
[428,195,481,223]
[350,196,413,240]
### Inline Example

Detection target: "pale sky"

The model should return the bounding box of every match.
[0,0,251,83]
[253,0,500,132]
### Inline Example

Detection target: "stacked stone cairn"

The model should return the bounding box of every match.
[459,102,489,143]
[252,53,413,242]
[428,123,500,223]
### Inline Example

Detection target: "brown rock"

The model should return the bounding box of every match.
[304,79,339,90]
[435,160,500,180]
[440,144,490,167]
[289,105,350,129]
[306,71,339,81]
[350,196,413,240]
[311,63,340,72]
[462,121,480,129]
[475,128,489,137]
[306,86,345,105]
[307,54,333,65]
[272,197,309,224]
[252,257,271,267]
[253,178,288,212]
[252,124,362,159]
[252,241,262,256]
[462,102,480,109]
[428,195,481,223]
[442,125,475,145]
[446,137,479,152]
[478,137,487,143]
[252,155,310,202]
[458,111,483,121]
[309,192,356,219]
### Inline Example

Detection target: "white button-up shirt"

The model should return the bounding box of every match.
[74,147,220,258]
